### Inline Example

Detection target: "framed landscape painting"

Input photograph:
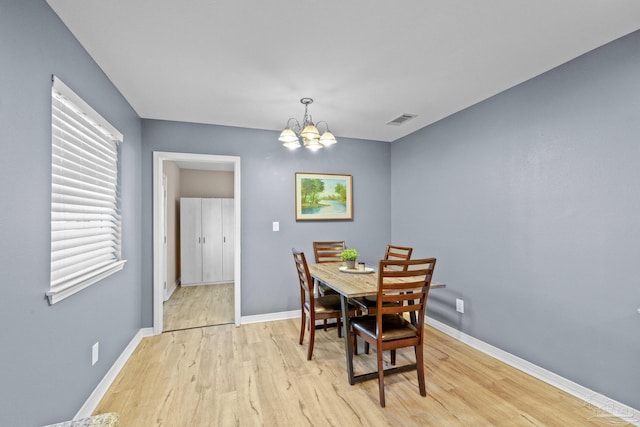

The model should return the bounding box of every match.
[295,172,353,220]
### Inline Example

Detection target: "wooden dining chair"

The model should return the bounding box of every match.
[293,249,355,360]
[384,244,413,266]
[313,241,346,263]
[350,257,436,407]
[354,244,413,311]
[312,241,345,296]
[352,245,414,354]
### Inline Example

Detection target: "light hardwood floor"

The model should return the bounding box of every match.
[163,283,234,332]
[94,320,624,426]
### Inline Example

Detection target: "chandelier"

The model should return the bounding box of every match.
[278,98,337,151]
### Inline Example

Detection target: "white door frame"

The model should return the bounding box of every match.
[152,151,241,334]
[162,173,168,301]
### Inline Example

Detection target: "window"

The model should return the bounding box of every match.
[48,76,126,304]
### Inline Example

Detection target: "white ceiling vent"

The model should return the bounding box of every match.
[386,113,417,126]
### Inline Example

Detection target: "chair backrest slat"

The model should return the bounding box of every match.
[384,245,413,261]
[313,241,346,263]
[383,244,413,271]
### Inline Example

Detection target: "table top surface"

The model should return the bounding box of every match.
[309,262,379,298]
[308,262,445,298]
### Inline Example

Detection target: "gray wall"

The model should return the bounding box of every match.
[0,2,143,426]
[141,120,391,321]
[391,31,640,409]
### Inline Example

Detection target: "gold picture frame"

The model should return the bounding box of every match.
[295,172,353,220]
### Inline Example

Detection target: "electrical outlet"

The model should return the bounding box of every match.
[456,298,465,314]
[272,221,279,232]
[92,342,99,366]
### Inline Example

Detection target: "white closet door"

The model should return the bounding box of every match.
[221,198,235,281]
[180,198,202,285]
[201,198,223,283]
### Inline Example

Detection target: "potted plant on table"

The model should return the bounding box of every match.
[341,248,359,269]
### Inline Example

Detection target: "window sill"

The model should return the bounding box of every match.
[46,260,127,305]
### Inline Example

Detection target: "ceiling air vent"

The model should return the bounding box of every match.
[386,113,417,126]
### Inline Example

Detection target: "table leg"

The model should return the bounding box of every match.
[339,294,355,385]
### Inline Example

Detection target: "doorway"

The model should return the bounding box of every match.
[163,282,234,331]
[153,152,241,335]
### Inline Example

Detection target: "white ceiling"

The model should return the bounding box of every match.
[47,0,640,142]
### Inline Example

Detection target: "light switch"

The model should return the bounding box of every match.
[272,221,279,231]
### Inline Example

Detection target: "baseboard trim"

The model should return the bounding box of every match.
[241,309,300,325]
[164,279,179,301]
[181,281,234,288]
[75,327,154,419]
[425,316,640,426]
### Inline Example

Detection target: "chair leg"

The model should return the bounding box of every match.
[409,311,417,326]
[350,332,356,356]
[307,321,316,360]
[299,311,306,345]
[364,342,370,354]
[337,318,342,338]
[390,349,396,365]
[416,344,426,397]
[377,345,386,407]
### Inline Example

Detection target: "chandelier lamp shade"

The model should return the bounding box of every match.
[278,98,337,150]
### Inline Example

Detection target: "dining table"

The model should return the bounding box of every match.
[307,261,445,385]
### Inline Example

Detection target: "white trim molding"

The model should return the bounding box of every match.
[153,152,242,334]
[425,316,640,426]
[164,279,179,302]
[241,309,300,325]
[47,262,126,305]
[75,328,153,419]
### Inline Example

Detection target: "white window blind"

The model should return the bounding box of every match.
[48,76,126,304]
